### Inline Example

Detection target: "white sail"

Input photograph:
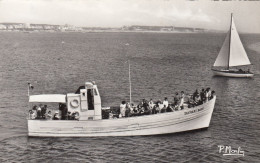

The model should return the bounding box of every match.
[213,15,251,67]
[213,32,230,67]
[229,17,251,66]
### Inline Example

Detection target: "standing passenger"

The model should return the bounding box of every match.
[148,99,154,110]
[193,89,199,101]
[120,101,126,117]
[163,97,169,108]
[206,87,211,101]
[174,93,179,107]
[158,100,164,112]
[155,103,160,114]
[210,91,215,100]
[36,105,42,119]
[125,103,131,117]
[200,88,205,103]
[179,91,185,110]
[194,94,201,105]
[41,105,47,119]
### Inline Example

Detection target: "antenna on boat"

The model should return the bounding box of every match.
[124,43,132,104]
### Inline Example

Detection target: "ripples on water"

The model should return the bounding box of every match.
[0,32,259,162]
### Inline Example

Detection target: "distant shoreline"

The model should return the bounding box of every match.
[0,30,226,34]
[0,30,258,34]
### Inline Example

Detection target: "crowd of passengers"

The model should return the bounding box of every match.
[29,87,215,120]
[110,88,215,119]
[28,103,79,120]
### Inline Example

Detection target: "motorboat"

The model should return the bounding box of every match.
[27,82,216,137]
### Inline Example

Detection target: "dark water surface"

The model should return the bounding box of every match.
[0,32,259,163]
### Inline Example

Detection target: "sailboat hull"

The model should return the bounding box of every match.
[212,69,254,78]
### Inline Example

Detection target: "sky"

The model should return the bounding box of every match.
[0,0,260,33]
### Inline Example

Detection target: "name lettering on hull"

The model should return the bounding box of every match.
[184,107,204,115]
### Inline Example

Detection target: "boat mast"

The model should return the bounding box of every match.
[227,13,233,70]
[128,60,132,104]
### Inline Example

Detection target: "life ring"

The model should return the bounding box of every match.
[70,99,79,108]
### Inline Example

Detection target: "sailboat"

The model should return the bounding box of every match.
[212,13,253,78]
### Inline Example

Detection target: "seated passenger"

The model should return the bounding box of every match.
[153,103,160,114]
[193,89,199,101]
[132,106,139,116]
[187,95,195,108]
[209,91,215,100]
[148,99,154,110]
[144,106,151,115]
[32,105,37,111]
[166,104,174,112]
[139,106,145,115]
[194,94,201,106]
[158,100,164,111]
[66,111,72,120]
[160,105,167,113]
[109,111,114,119]
[29,110,36,119]
[53,111,59,120]
[142,100,150,115]
[45,111,52,120]
[73,112,80,120]
[173,93,179,106]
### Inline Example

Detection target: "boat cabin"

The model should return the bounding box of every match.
[29,82,102,120]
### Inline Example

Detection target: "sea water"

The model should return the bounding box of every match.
[0,32,259,162]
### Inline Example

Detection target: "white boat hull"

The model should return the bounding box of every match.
[28,96,216,137]
[212,69,254,78]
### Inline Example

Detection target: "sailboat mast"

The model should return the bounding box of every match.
[227,13,233,70]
